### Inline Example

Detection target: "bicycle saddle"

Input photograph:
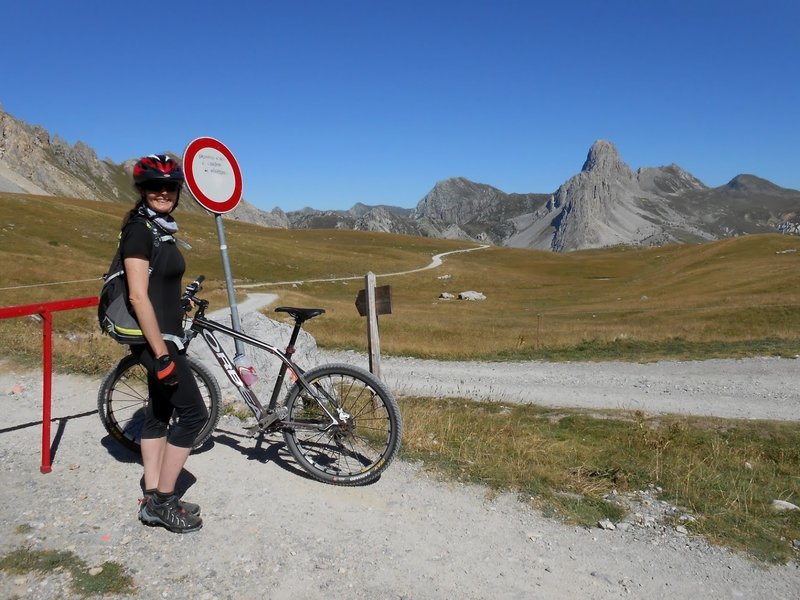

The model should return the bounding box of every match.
[275,306,326,323]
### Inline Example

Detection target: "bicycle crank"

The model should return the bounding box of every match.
[244,406,288,436]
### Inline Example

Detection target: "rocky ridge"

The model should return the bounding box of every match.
[0,109,128,201]
[412,142,800,252]
[2,107,799,252]
[0,107,286,227]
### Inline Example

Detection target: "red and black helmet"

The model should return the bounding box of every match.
[133,154,184,186]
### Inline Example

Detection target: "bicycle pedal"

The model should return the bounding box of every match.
[243,423,263,437]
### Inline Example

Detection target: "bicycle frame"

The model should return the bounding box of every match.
[186,313,343,429]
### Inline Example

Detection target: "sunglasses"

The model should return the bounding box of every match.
[142,181,181,193]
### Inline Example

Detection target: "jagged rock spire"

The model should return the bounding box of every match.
[550,140,651,251]
[581,140,631,179]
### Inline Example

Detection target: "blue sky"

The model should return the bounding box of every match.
[3,1,798,212]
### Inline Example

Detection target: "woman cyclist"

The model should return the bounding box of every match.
[119,154,206,533]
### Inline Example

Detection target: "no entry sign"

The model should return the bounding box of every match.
[183,137,243,214]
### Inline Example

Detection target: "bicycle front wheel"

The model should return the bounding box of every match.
[97,353,222,454]
[282,363,402,486]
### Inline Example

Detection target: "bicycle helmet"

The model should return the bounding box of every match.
[133,154,184,209]
[133,154,184,185]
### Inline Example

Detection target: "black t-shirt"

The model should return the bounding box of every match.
[119,218,186,337]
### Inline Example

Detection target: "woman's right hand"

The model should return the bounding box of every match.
[155,355,179,386]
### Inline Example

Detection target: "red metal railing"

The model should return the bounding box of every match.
[0,297,99,473]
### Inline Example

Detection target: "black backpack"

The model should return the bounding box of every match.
[98,218,172,344]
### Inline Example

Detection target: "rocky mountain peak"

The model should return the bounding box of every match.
[413,177,507,225]
[549,141,652,251]
[429,177,487,196]
[581,140,630,177]
[636,163,707,195]
[725,174,783,194]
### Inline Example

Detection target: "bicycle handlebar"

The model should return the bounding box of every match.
[182,275,205,297]
[181,275,207,314]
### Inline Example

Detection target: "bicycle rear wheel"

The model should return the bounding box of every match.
[282,363,402,486]
[97,353,222,454]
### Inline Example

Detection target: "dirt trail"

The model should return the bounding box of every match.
[1,352,799,599]
[342,352,800,421]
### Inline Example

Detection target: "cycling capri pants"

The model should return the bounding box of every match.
[131,342,209,448]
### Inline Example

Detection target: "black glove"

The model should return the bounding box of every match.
[155,355,179,386]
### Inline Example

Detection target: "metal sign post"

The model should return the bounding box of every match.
[183,137,245,355]
[214,213,243,353]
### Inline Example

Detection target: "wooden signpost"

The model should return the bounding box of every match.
[355,272,392,378]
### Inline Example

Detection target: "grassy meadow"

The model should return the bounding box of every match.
[2,191,800,562]
[2,191,800,369]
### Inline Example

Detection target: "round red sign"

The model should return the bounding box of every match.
[183,137,243,214]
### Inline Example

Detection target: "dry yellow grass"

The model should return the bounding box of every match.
[275,235,800,359]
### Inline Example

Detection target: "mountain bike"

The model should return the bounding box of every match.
[97,276,402,486]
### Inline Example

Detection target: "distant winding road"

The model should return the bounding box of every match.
[237,244,491,288]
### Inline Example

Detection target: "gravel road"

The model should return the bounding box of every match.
[1,351,799,599]
[343,352,800,421]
